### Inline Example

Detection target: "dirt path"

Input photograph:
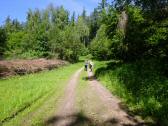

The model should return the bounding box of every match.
[45,68,83,126]
[85,71,146,126]
[45,68,147,126]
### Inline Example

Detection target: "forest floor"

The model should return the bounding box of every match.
[2,65,152,126]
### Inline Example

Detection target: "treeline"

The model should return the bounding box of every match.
[0,0,168,63]
[0,4,92,62]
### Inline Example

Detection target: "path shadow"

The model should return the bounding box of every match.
[103,118,120,125]
[82,75,96,81]
[45,113,92,126]
[119,102,155,126]
[45,111,154,126]
[45,112,122,126]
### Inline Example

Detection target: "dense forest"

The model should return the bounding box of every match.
[0,0,168,125]
[0,0,168,63]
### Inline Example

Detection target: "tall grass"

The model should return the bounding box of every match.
[0,63,82,124]
[94,60,168,126]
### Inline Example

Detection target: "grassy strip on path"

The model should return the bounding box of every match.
[76,69,107,126]
[0,62,83,125]
[76,70,96,126]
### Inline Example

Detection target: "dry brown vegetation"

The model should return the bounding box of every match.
[0,58,68,78]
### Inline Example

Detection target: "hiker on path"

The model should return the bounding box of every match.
[84,60,89,71]
[89,60,94,72]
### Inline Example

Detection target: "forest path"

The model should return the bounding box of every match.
[45,68,83,126]
[45,68,146,126]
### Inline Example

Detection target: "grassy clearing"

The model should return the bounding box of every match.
[0,63,82,125]
[94,60,168,126]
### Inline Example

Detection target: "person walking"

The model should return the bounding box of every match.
[84,60,88,71]
[89,60,94,72]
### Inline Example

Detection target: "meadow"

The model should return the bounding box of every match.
[0,63,82,125]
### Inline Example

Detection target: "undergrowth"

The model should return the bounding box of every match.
[94,59,168,126]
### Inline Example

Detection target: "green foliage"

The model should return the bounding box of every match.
[49,5,69,29]
[134,0,168,20]
[4,17,22,34]
[70,12,76,26]
[48,23,84,62]
[88,8,100,40]
[63,26,83,62]
[0,27,6,58]
[76,17,89,47]
[110,30,125,59]
[48,26,64,59]
[98,0,108,11]
[122,6,146,61]
[25,9,50,57]
[105,8,119,38]
[80,47,90,56]
[95,60,168,125]
[90,24,111,60]
[145,20,168,59]
[5,31,26,57]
